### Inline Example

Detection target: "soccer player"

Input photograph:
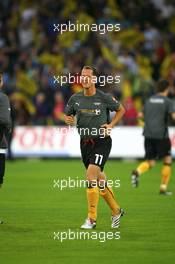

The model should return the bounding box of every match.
[131,79,175,195]
[64,66,125,229]
[0,72,11,224]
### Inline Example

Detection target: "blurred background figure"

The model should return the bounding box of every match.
[123,97,138,126]
[7,97,16,160]
[53,91,65,125]
[34,92,50,125]
[0,0,174,128]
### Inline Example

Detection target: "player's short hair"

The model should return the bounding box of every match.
[81,66,97,76]
[157,79,169,92]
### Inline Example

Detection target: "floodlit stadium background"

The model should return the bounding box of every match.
[1,2,175,264]
[1,0,175,158]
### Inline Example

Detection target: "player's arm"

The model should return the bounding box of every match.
[0,73,3,89]
[171,112,175,120]
[108,104,125,128]
[168,99,175,121]
[101,94,125,133]
[0,95,11,127]
[64,96,76,126]
[0,73,11,129]
[137,111,145,126]
[101,103,125,136]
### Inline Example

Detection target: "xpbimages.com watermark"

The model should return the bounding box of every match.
[53,21,120,34]
[53,229,120,243]
[53,73,120,87]
[53,178,120,191]
[56,126,115,138]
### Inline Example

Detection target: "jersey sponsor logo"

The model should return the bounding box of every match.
[80,109,101,115]
[150,98,164,104]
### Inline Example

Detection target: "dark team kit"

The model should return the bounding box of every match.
[65,89,121,170]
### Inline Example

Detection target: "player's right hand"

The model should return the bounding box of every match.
[64,115,75,125]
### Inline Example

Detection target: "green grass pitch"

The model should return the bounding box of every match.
[0,160,175,264]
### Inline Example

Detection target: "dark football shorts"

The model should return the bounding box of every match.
[80,136,112,171]
[144,137,171,160]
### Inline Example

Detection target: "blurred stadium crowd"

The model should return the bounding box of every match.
[0,0,175,126]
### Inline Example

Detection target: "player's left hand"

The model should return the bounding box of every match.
[101,123,113,137]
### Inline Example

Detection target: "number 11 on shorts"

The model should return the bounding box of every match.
[95,154,103,165]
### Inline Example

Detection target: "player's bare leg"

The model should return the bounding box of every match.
[160,155,172,195]
[131,160,155,187]
[81,164,100,229]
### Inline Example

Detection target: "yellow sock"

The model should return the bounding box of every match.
[100,187,120,216]
[137,161,150,175]
[160,165,171,191]
[87,187,99,221]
